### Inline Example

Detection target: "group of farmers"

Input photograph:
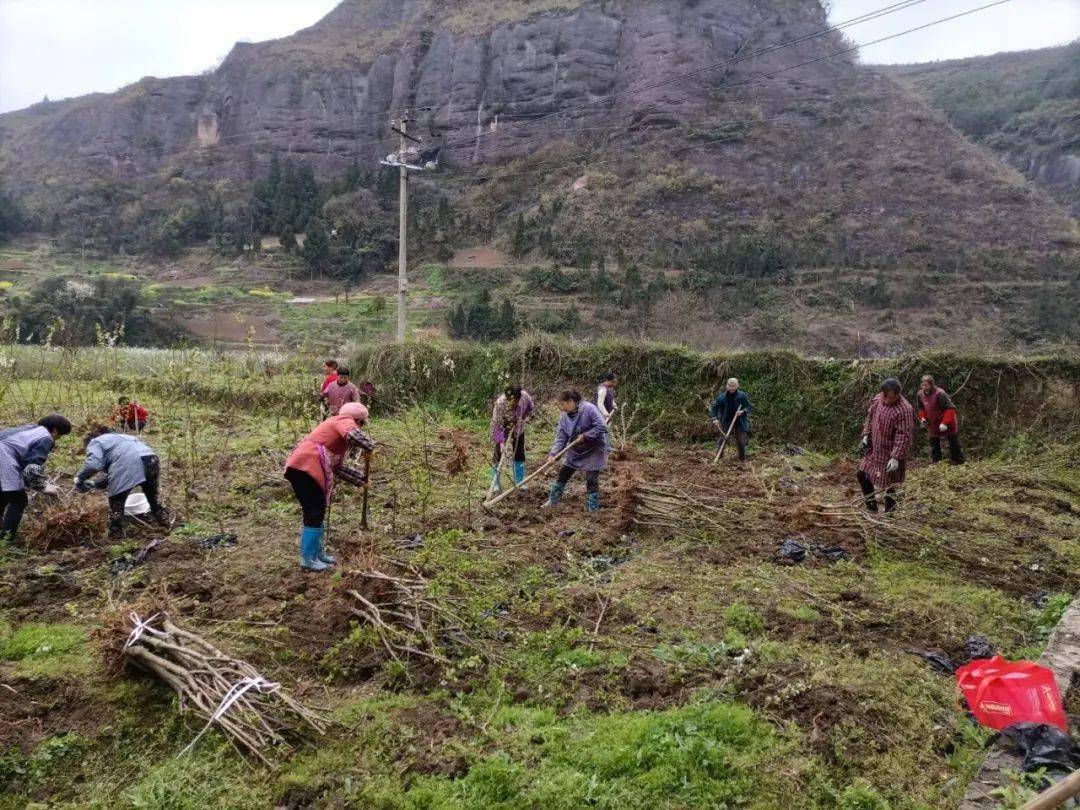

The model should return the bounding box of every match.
[0,358,963,570]
[0,409,169,547]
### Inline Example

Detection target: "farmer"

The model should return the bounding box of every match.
[596,372,618,449]
[74,426,168,539]
[321,367,361,416]
[710,377,753,462]
[284,402,374,572]
[357,379,376,407]
[112,397,148,432]
[489,385,535,492]
[0,415,70,544]
[319,359,340,395]
[542,389,608,512]
[858,378,914,513]
[917,375,964,465]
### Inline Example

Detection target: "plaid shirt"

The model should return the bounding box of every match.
[859,393,914,486]
[336,428,374,487]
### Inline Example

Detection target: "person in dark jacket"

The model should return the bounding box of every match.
[74,426,168,540]
[542,390,608,512]
[0,414,71,544]
[710,378,753,461]
[917,375,964,465]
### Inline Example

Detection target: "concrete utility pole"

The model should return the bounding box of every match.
[396,115,409,343]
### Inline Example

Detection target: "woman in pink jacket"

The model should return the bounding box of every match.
[284,402,374,572]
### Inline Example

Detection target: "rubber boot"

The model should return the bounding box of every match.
[514,461,527,490]
[491,467,502,494]
[317,531,337,565]
[300,526,331,572]
[108,512,125,542]
[586,491,601,513]
[541,482,565,509]
[151,506,170,527]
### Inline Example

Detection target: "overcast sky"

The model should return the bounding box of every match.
[1,0,1077,114]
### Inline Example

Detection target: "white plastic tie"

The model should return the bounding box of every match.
[124,612,161,650]
[178,676,281,758]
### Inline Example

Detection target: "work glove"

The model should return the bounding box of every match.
[938,423,948,434]
[885,458,899,474]
[861,435,870,449]
[42,483,61,496]
[73,476,90,493]
[919,418,928,428]
[711,420,721,431]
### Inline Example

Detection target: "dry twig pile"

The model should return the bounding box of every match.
[618,467,734,534]
[345,561,485,666]
[24,493,107,550]
[119,613,327,764]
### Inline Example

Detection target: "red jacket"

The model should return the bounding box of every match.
[917,387,957,437]
[113,403,148,426]
[320,373,339,394]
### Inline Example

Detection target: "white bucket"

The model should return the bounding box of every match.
[124,493,151,516]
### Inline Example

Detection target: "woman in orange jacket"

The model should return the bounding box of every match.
[284,402,374,572]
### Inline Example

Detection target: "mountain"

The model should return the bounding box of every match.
[0,0,1076,354]
[884,42,1080,216]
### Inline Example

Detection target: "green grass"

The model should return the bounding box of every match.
[0,621,94,681]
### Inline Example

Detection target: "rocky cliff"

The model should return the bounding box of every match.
[0,0,1075,265]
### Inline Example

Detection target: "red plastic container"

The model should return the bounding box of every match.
[955,656,1066,731]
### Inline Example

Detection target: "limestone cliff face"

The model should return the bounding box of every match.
[0,0,833,182]
[0,0,1074,260]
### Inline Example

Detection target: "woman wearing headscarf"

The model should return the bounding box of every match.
[0,414,71,544]
[284,402,374,572]
[489,385,535,492]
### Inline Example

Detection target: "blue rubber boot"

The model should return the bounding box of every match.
[317,530,336,565]
[300,526,331,572]
[586,491,601,512]
[541,482,565,509]
[491,467,502,493]
[514,461,527,490]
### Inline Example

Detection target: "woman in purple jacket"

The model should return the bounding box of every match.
[542,389,608,512]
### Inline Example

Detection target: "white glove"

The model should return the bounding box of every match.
[919,418,927,428]
[885,458,899,474]
[861,435,870,448]
[43,483,61,496]
[938,423,948,434]
[711,420,721,430]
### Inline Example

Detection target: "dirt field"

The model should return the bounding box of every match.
[0,354,1077,807]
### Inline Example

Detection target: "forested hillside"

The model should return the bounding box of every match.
[886,42,1080,215]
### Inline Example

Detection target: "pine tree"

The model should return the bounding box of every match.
[302,219,331,276]
[268,153,282,189]
[466,289,495,340]
[447,303,468,339]
[511,212,528,258]
[496,298,518,339]
[620,264,643,308]
[280,226,297,253]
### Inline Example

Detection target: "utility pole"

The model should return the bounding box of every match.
[396,114,409,343]
[382,111,437,342]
